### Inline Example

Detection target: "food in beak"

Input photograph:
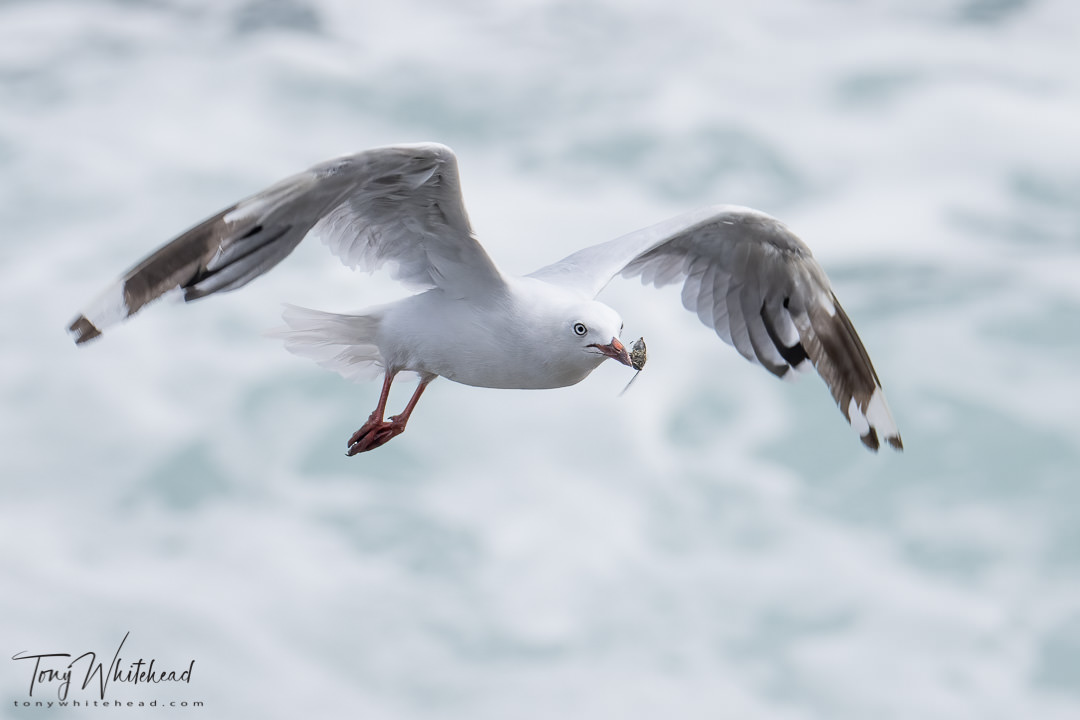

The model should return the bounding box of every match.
[619,337,647,396]
[590,337,633,367]
[629,337,646,371]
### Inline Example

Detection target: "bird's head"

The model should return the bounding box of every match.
[563,301,632,369]
[511,279,635,387]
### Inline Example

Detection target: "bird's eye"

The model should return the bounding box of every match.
[573,322,588,336]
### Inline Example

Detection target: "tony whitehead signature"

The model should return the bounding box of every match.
[11,632,194,701]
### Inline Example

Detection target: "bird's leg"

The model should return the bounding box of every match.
[346,374,433,456]
[387,375,432,426]
[348,370,396,443]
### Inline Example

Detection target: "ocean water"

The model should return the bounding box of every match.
[2,0,1079,717]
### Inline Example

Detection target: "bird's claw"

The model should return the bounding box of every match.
[346,418,406,456]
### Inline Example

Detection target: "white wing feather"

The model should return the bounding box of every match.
[68,143,503,344]
[530,205,902,451]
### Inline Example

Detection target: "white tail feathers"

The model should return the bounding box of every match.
[268,304,385,382]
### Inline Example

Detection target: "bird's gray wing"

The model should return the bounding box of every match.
[529,205,901,451]
[68,143,503,344]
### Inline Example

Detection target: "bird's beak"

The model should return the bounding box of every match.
[589,337,633,367]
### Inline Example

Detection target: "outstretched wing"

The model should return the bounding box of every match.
[529,205,902,451]
[68,143,503,344]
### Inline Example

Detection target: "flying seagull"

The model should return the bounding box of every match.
[68,143,902,455]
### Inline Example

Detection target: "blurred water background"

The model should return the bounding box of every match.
[2,0,1080,717]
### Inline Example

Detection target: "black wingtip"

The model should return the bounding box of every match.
[68,315,102,345]
[861,430,904,453]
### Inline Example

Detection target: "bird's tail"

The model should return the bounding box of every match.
[267,304,386,382]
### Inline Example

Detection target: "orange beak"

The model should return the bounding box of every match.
[588,337,633,367]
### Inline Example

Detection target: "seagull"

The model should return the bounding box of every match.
[68,143,902,455]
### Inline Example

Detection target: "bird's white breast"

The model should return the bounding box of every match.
[375,280,605,390]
